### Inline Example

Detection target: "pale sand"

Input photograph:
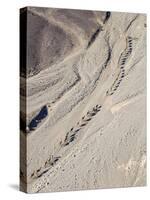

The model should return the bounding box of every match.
[20,8,146,193]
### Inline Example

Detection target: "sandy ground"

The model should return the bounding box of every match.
[20,7,146,193]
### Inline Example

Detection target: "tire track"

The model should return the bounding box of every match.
[28,36,132,183]
[28,36,111,181]
[29,104,102,180]
[106,36,133,96]
[28,36,135,189]
[64,104,102,146]
[30,155,61,180]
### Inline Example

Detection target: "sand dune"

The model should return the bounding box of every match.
[20,7,146,193]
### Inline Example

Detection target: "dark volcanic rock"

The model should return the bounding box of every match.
[28,105,48,131]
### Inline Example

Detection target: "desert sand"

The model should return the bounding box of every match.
[20,7,146,193]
